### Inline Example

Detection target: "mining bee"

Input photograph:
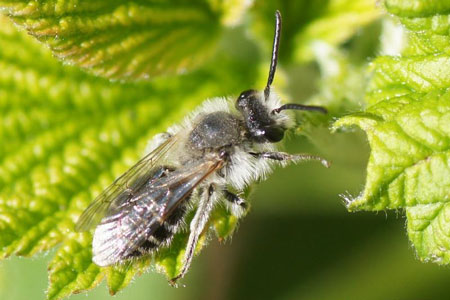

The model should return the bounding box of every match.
[75,10,329,283]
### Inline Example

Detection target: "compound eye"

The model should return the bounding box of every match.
[263,126,285,142]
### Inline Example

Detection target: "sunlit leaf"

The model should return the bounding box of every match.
[334,0,450,264]
[105,258,150,295]
[0,0,239,80]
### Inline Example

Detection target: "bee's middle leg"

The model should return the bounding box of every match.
[223,189,248,217]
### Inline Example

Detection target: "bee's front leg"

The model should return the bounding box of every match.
[250,151,330,168]
[170,184,216,285]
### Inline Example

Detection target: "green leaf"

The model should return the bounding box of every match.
[335,91,449,210]
[0,0,233,80]
[208,0,253,26]
[250,0,380,63]
[47,233,103,299]
[211,204,239,240]
[153,233,187,281]
[0,12,261,299]
[334,0,450,264]
[294,0,381,62]
[385,0,450,17]
[104,258,151,295]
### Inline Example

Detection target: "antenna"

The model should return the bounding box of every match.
[271,103,328,115]
[264,10,282,101]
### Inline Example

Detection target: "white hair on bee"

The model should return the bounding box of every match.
[226,145,273,189]
[264,88,291,120]
[92,221,121,266]
[169,97,231,134]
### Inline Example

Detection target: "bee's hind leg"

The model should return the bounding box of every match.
[170,184,216,285]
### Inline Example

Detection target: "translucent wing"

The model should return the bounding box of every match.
[91,157,224,266]
[75,135,177,232]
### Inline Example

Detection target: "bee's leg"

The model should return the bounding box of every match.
[224,190,247,208]
[223,189,248,217]
[170,184,216,285]
[249,151,330,168]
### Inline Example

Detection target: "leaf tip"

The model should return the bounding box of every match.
[108,288,117,296]
[339,192,356,210]
[339,191,370,212]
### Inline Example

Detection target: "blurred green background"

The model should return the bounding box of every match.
[1,2,450,300]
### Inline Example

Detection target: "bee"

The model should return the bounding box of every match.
[75,10,329,283]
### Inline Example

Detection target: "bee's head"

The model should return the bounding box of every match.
[235,89,285,143]
[235,11,327,144]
